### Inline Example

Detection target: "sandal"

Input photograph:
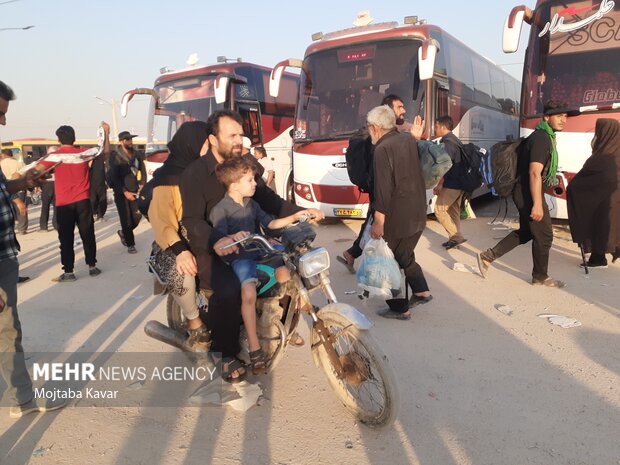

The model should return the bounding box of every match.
[249,348,269,375]
[336,255,356,274]
[220,357,247,384]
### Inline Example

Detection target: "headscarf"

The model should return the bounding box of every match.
[536,120,559,186]
[592,119,620,160]
[152,121,211,186]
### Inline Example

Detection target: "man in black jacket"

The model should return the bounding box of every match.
[108,131,146,254]
[338,94,423,273]
[180,110,323,382]
[366,105,432,320]
[433,115,467,249]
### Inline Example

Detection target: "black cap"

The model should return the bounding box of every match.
[543,101,580,117]
[118,131,138,141]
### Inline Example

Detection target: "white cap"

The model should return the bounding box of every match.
[242,136,252,149]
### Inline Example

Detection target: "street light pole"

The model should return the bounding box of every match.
[94,96,118,140]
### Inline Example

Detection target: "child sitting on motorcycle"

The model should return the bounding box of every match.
[210,157,316,374]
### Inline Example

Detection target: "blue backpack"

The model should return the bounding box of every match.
[483,138,524,197]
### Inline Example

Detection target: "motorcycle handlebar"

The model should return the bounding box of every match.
[219,234,277,252]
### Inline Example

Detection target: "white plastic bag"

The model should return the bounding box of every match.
[359,216,373,251]
[356,238,402,298]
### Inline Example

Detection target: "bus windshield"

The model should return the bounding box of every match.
[295,39,423,141]
[523,0,620,117]
[150,75,224,144]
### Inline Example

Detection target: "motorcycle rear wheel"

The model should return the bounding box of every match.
[313,313,400,428]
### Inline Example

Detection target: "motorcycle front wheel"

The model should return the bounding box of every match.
[312,313,400,428]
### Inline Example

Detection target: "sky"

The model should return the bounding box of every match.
[0,0,528,141]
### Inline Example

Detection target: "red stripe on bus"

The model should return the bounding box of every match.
[312,184,369,204]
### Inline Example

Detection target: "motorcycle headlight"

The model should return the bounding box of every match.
[298,247,330,278]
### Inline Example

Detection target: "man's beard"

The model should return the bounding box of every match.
[220,144,243,160]
[395,116,405,125]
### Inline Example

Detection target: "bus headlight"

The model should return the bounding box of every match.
[298,247,330,278]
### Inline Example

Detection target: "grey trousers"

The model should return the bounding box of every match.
[0,257,34,406]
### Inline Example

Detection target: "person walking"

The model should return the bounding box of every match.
[567,118,620,268]
[433,115,467,249]
[338,94,424,273]
[0,79,66,418]
[108,131,146,254]
[477,101,576,287]
[365,105,432,320]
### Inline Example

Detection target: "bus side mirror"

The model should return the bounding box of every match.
[418,39,439,81]
[503,5,527,53]
[214,76,229,104]
[269,58,303,98]
[121,88,159,117]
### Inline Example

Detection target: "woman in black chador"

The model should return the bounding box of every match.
[567,118,620,268]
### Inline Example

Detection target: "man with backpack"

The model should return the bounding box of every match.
[432,115,468,249]
[477,101,576,287]
[107,131,146,254]
[337,94,423,272]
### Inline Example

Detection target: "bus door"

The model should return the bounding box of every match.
[432,77,450,133]
[235,101,263,146]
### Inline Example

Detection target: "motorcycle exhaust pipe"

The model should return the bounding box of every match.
[144,320,195,353]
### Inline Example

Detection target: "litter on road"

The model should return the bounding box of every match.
[538,314,582,328]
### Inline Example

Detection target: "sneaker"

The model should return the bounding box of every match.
[187,325,211,351]
[117,230,127,247]
[52,273,77,282]
[477,252,492,278]
[9,397,66,419]
[89,267,102,277]
[532,277,566,288]
[127,246,137,254]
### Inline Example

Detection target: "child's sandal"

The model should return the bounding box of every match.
[249,348,269,375]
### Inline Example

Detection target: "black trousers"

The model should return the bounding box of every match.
[487,184,553,281]
[347,206,374,259]
[386,230,429,311]
[90,182,108,219]
[56,199,97,273]
[113,191,141,247]
[198,254,242,358]
[40,181,57,230]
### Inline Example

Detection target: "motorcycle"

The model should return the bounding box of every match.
[145,220,400,427]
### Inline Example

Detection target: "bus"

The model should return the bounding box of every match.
[503,0,620,218]
[270,13,520,218]
[121,62,298,195]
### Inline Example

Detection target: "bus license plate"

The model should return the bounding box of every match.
[333,208,363,217]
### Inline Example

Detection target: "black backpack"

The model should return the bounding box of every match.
[485,138,524,197]
[345,134,374,193]
[137,178,155,220]
[459,143,485,195]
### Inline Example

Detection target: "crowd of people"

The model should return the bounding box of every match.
[1,76,620,417]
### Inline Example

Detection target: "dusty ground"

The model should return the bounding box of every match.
[0,197,618,465]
